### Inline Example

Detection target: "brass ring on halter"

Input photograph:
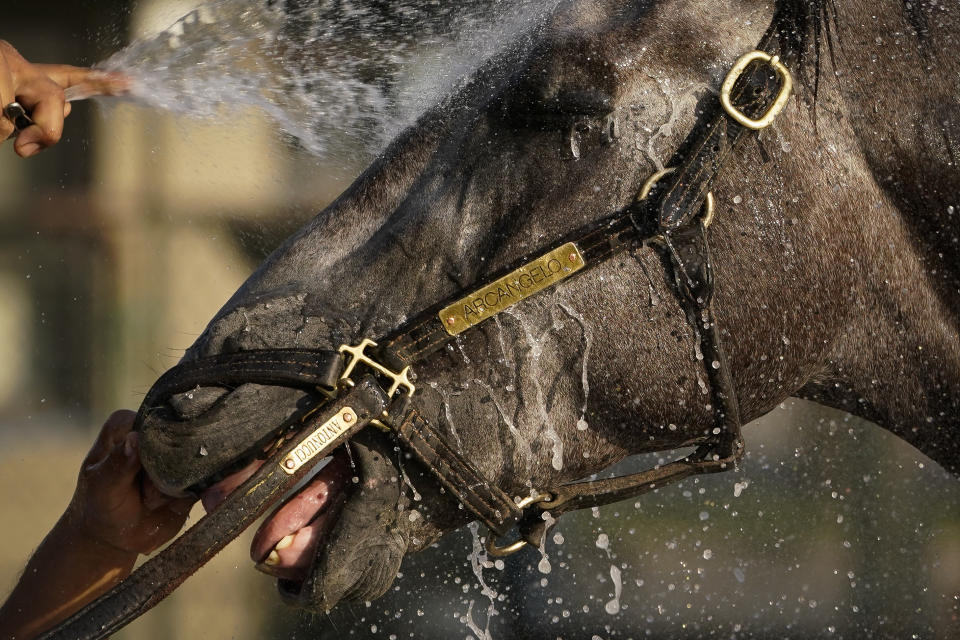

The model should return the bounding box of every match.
[721,50,793,130]
[638,167,715,228]
[484,491,553,557]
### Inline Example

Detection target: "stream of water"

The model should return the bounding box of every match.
[94,0,557,161]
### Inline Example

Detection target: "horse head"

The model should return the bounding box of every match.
[130,0,959,618]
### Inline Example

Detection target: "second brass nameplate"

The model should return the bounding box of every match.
[439,242,585,336]
[280,406,357,475]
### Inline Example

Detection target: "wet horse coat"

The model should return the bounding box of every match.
[48,0,960,632]
[153,0,960,610]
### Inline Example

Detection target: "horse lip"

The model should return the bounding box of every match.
[273,490,353,606]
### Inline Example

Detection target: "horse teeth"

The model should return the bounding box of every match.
[275,534,295,550]
[265,550,280,566]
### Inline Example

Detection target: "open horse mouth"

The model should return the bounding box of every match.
[198,445,352,596]
[134,371,409,613]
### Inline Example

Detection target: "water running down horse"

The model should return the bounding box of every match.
[42,0,959,636]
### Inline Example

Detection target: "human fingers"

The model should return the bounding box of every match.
[91,432,141,490]
[14,78,66,157]
[142,474,173,510]
[139,504,193,553]
[82,411,137,472]
[142,470,199,514]
[167,495,198,517]
[36,64,131,98]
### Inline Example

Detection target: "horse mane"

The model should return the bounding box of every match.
[773,0,839,103]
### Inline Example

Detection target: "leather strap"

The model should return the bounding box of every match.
[143,348,343,402]
[391,408,522,536]
[377,215,636,371]
[663,223,744,455]
[40,378,388,640]
[517,438,742,545]
[654,53,786,230]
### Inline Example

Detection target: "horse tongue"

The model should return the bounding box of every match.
[250,449,352,566]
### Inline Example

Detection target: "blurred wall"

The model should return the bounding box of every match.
[0,1,355,638]
[0,2,957,639]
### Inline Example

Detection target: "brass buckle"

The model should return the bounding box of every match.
[720,50,793,130]
[638,167,715,228]
[484,491,553,557]
[338,338,416,398]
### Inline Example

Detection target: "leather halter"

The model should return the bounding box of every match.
[41,16,797,640]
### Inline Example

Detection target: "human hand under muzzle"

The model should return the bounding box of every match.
[0,410,195,639]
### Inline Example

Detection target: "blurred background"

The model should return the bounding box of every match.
[0,1,957,638]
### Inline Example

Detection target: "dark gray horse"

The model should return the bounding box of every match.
[56,0,960,631]
[167,0,960,612]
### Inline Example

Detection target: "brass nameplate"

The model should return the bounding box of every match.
[280,406,357,475]
[439,242,585,336]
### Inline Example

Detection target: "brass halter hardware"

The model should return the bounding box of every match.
[338,338,416,397]
[638,167,715,227]
[484,491,554,557]
[720,50,793,130]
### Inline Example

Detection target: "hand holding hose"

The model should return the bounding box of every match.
[0,40,128,157]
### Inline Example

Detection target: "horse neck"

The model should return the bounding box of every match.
[799,0,960,474]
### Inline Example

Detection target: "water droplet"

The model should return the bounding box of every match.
[595,533,610,550]
[538,556,552,574]
[604,565,622,614]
